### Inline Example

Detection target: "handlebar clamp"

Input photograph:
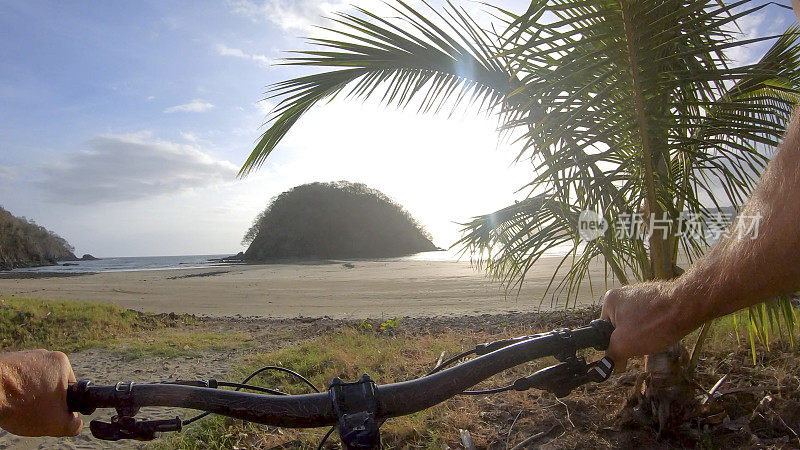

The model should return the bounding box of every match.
[329,374,382,450]
[550,328,577,362]
[112,381,140,418]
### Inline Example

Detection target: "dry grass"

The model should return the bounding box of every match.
[0,296,174,352]
[0,296,219,359]
[109,329,254,359]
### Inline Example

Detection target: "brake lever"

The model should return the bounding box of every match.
[89,416,182,441]
[512,356,614,398]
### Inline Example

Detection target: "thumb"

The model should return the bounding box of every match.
[63,414,83,437]
[606,353,628,374]
[605,335,628,373]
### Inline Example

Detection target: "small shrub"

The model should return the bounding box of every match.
[379,317,402,331]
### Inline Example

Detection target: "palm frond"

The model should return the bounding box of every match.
[464,0,800,291]
[239,0,520,176]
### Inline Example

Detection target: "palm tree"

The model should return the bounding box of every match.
[241,0,800,431]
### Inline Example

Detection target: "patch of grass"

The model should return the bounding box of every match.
[688,310,800,366]
[234,328,469,393]
[110,330,253,359]
[0,297,156,352]
[0,297,200,357]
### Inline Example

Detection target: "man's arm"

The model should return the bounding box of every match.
[602,107,800,369]
[0,350,83,437]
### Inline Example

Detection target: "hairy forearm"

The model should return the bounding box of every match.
[602,102,800,367]
[675,107,800,329]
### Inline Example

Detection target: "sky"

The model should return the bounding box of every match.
[0,0,796,257]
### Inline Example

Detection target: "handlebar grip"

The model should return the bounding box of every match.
[571,319,614,351]
[68,380,97,415]
[592,319,615,346]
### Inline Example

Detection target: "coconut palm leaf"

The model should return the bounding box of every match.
[239,0,522,176]
[463,0,800,289]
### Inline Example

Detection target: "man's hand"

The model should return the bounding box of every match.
[601,283,702,371]
[0,350,83,437]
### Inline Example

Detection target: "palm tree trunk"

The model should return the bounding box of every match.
[619,0,695,433]
[636,344,695,434]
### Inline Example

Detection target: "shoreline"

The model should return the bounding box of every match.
[0,258,619,318]
[0,271,95,279]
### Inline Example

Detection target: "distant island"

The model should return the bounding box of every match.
[242,181,438,261]
[0,206,94,270]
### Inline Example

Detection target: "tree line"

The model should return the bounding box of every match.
[0,206,76,270]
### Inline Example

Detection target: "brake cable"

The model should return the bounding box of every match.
[182,365,321,426]
[176,366,336,449]
[426,333,544,394]
[427,334,547,375]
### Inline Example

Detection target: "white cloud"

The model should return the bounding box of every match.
[215,44,272,67]
[180,132,199,142]
[229,0,326,31]
[724,10,792,66]
[163,99,215,114]
[255,100,274,117]
[228,0,386,32]
[725,13,766,66]
[36,133,239,204]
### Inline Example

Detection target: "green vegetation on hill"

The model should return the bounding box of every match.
[0,206,77,270]
[243,182,437,260]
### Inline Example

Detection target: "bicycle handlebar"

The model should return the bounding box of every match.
[68,320,614,443]
[377,318,612,418]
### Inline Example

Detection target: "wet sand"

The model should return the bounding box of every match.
[0,258,619,318]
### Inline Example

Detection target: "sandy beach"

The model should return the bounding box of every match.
[0,258,619,318]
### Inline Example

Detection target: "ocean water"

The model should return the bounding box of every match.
[10,254,234,274]
[13,252,461,274]
[10,244,576,274]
